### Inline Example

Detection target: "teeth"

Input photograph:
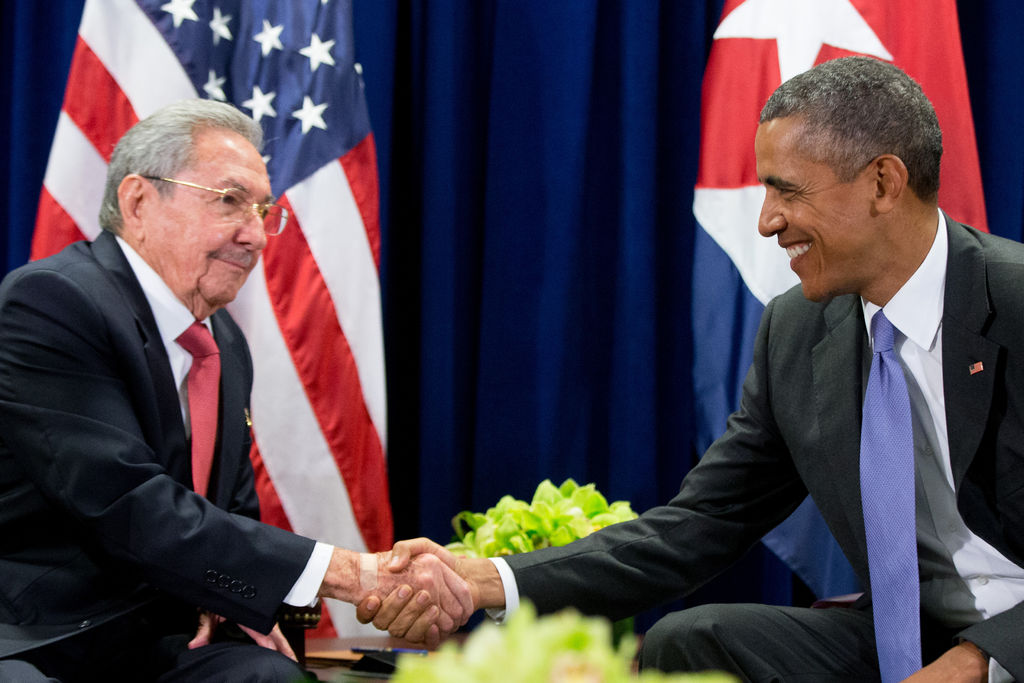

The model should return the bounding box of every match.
[786,244,810,259]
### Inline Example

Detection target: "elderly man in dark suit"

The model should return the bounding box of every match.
[366,57,1024,683]
[0,100,471,682]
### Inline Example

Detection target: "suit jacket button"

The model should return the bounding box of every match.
[218,574,232,589]
[205,570,219,583]
[230,580,244,594]
[242,586,257,599]
[79,620,91,629]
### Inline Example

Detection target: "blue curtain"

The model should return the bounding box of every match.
[4,0,1023,628]
[1,2,84,273]
[354,0,712,533]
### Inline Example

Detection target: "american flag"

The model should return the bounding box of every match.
[31,0,391,637]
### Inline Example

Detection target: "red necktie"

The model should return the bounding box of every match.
[176,321,220,497]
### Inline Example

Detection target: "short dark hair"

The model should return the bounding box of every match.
[760,56,942,201]
[100,99,263,234]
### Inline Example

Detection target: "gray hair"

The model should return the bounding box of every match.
[99,99,263,233]
[760,56,942,201]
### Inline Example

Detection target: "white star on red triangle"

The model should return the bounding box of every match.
[715,0,892,83]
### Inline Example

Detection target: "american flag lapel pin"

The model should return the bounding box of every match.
[969,361,984,375]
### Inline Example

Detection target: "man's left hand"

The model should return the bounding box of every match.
[187,611,297,662]
[903,641,987,682]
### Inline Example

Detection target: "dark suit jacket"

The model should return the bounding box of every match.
[505,217,1024,678]
[0,231,314,658]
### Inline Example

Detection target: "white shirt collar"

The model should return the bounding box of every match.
[862,209,946,350]
[114,235,207,344]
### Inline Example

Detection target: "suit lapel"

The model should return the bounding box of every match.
[90,232,190,478]
[941,220,999,492]
[812,294,869,543]
[209,311,247,505]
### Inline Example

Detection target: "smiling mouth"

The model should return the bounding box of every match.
[785,243,810,259]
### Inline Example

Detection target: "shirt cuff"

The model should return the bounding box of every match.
[484,557,520,623]
[283,541,333,607]
[989,657,1012,683]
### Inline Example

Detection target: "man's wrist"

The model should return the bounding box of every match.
[955,640,989,679]
[318,547,363,604]
[462,557,505,609]
[958,640,986,658]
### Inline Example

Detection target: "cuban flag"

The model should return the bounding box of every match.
[692,0,987,599]
[31,0,391,637]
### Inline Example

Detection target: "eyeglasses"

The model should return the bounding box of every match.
[142,176,288,236]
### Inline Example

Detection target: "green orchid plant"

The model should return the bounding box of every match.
[391,601,736,683]
[446,478,639,558]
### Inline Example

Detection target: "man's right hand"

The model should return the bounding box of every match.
[355,543,506,644]
[319,538,476,648]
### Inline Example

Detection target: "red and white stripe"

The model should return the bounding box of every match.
[32,0,391,637]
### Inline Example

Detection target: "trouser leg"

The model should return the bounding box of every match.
[0,660,60,682]
[158,641,312,683]
[638,603,880,682]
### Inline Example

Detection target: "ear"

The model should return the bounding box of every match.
[117,174,151,242]
[868,154,909,214]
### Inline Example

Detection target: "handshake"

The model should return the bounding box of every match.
[320,538,504,648]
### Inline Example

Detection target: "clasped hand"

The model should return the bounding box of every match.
[355,538,475,648]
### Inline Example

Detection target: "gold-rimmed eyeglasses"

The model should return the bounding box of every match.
[142,176,288,236]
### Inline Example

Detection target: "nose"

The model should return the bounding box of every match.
[758,195,786,238]
[238,207,268,250]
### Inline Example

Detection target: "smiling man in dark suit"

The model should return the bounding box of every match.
[0,100,472,682]
[365,57,1024,682]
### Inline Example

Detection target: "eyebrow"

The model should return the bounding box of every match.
[760,175,799,192]
[223,177,275,204]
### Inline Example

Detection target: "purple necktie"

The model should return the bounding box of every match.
[860,310,921,682]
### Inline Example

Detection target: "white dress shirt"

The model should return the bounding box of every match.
[116,237,331,607]
[863,212,1022,681]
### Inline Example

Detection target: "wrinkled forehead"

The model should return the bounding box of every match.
[188,128,272,197]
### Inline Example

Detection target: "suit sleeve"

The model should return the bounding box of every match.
[957,603,1024,681]
[949,243,1024,679]
[506,297,809,619]
[0,264,313,633]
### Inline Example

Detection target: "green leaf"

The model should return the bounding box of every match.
[495,514,523,545]
[572,483,609,517]
[451,510,488,541]
[531,479,561,506]
[548,525,576,547]
[491,494,527,518]
[589,512,622,529]
[516,508,545,536]
[472,520,498,557]
[506,533,533,554]
[529,501,555,534]
[557,477,579,497]
[567,516,593,539]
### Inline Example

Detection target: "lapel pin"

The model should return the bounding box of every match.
[969,361,984,376]
[244,408,253,427]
